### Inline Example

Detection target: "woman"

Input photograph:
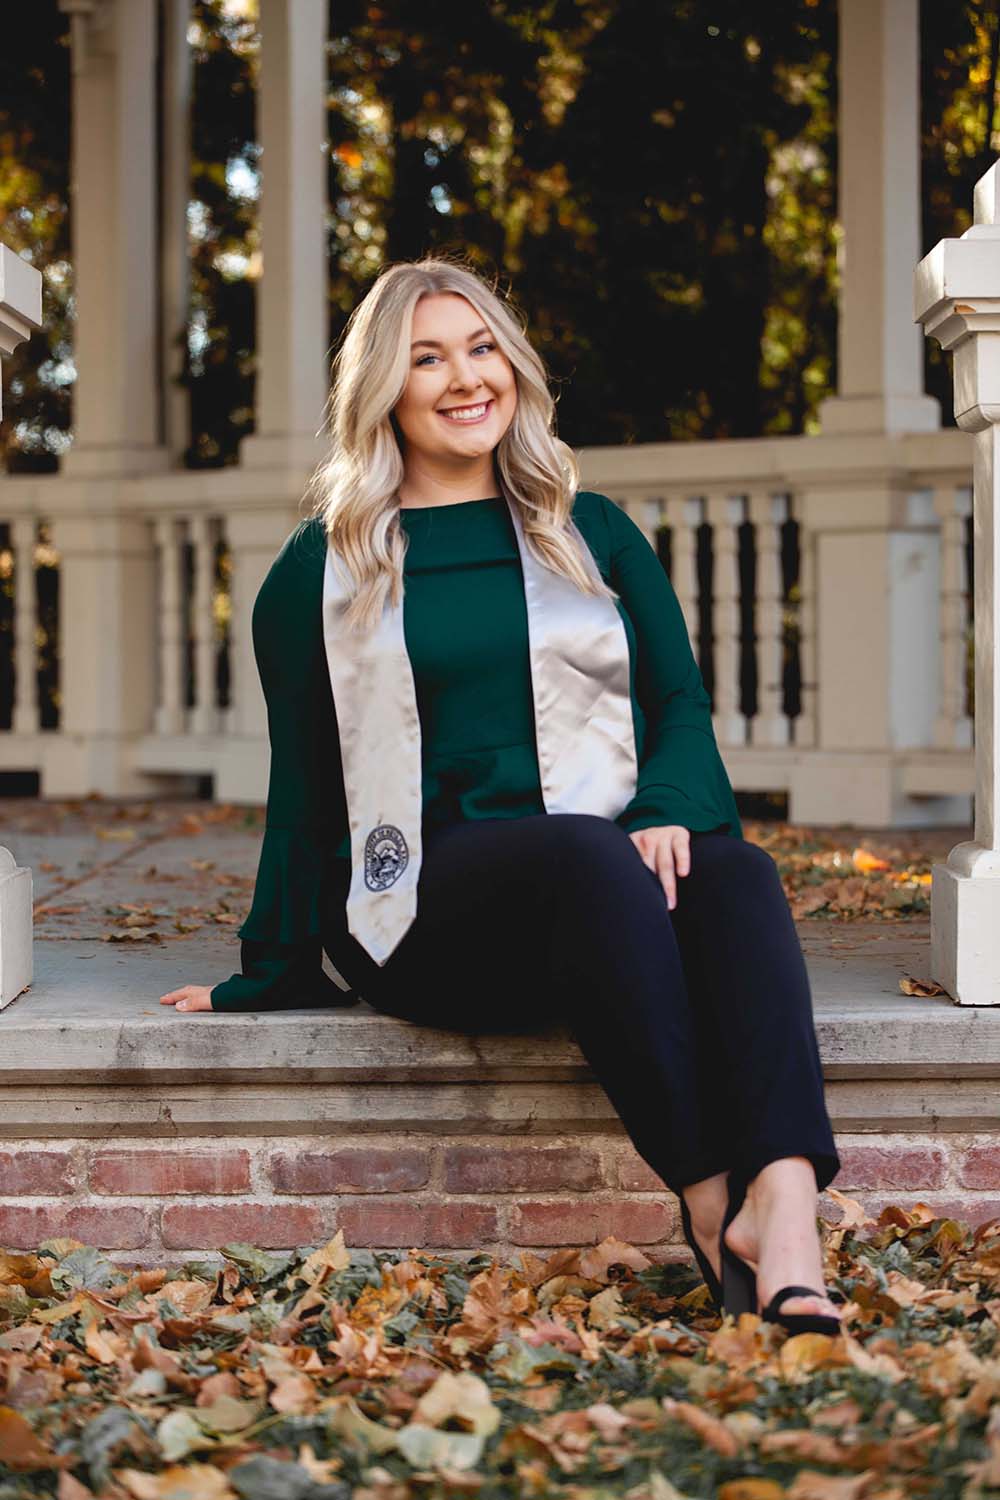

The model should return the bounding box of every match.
[160,255,843,1334]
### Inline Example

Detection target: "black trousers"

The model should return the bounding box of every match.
[322,814,840,1195]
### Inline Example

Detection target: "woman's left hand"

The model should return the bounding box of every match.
[627,825,690,910]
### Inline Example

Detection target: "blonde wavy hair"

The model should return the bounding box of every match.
[304,253,620,634]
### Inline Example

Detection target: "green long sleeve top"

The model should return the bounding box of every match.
[209,491,742,1010]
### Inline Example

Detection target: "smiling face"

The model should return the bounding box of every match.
[392,292,517,474]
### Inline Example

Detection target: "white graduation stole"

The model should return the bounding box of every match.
[321,492,639,965]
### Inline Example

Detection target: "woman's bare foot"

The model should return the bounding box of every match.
[724,1157,841,1323]
[681,1172,729,1286]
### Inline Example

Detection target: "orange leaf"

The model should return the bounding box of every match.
[0,1406,64,1472]
[852,847,890,872]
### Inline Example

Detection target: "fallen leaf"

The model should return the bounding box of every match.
[578,1237,651,1281]
[117,1463,234,1498]
[661,1397,741,1456]
[899,975,947,997]
[413,1371,500,1436]
[0,1405,64,1471]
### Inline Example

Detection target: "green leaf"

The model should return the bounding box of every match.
[49,1247,117,1293]
[219,1245,295,1282]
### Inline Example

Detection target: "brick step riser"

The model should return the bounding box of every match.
[2,1133,999,1259]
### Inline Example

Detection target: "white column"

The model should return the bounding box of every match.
[58,0,170,476]
[916,160,1000,1005]
[162,0,192,463]
[0,244,40,1009]
[819,0,940,435]
[239,0,329,473]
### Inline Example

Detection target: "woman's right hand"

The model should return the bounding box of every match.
[159,985,214,1014]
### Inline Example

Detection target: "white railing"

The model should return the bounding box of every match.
[0,425,976,819]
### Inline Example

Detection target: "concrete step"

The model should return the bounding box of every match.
[1,915,997,1135]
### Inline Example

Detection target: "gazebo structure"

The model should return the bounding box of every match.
[0,0,1000,1266]
[0,0,974,826]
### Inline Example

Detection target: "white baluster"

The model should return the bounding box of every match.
[10,516,39,736]
[749,491,792,748]
[932,484,973,750]
[189,512,220,735]
[664,495,702,648]
[620,495,663,552]
[794,506,818,748]
[153,515,185,737]
[706,493,746,747]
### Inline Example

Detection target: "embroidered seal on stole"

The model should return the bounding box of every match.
[364,825,409,891]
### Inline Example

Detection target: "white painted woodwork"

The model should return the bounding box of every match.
[916,160,1000,1004]
[57,0,169,476]
[819,0,940,435]
[239,0,329,472]
[0,244,41,1009]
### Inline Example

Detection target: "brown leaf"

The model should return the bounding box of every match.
[268,1372,316,1413]
[578,1237,651,1281]
[586,1284,626,1329]
[661,1397,741,1456]
[0,1405,65,1471]
[299,1231,351,1284]
[58,1476,96,1500]
[84,1318,124,1365]
[0,1323,44,1352]
[117,1463,234,1498]
[899,975,947,997]
[825,1187,872,1228]
[0,1253,41,1287]
[718,1483,786,1500]
[812,1397,863,1429]
[584,1402,632,1441]
[142,1281,215,1318]
[779,1331,849,1379]
[195,1372,243,1406]
[707,1321,766,1371]
[760,1429,856,1465]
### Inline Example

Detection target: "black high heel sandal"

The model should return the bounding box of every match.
[721,1173,843,1333]
[719,1172,758,1318]
[761,1286,843,1337]
[679,1195,723,1310]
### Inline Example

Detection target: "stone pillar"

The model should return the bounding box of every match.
[57,0,170,476]
[239,0,329,473]
[819,0,940,435]
[916,162,1000,1005]
[0,244,41,1009]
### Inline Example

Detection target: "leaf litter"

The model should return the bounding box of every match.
[4,1199,1000,1496]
